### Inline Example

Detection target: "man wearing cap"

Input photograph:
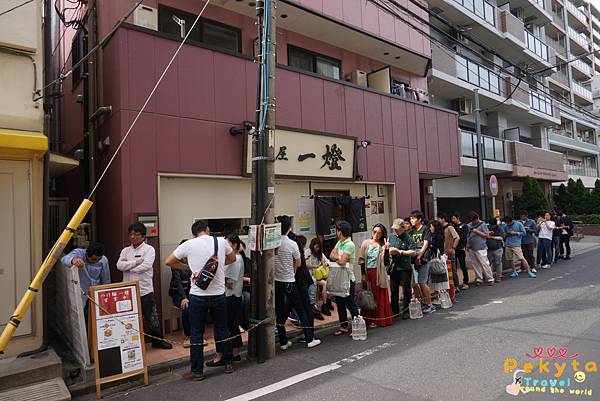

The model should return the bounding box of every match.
[387,219,417,320]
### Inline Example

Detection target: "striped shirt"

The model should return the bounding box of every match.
[274,235,300,283]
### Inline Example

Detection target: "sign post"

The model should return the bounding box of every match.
[489,175,499,218]
[89,281,148,399]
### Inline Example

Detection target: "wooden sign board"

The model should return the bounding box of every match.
[89,281,148,398]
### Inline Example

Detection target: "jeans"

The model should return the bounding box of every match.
[335,281,358,328]
[487,248,503,279]
[560,234,571,258]
[141,293,164,346]
[553,236,561,262]
[455,249,469,285]
[275,281,313,345]
[296,283,315,337]
[448,254,459,289]
[240,290,251,329]
[389,270,412,316]
[172,293,191,336]
[189,294,232,373]
[308,283,317,305]
[521,243,535,269]
[538,238,553,266]
[216,296,242,353]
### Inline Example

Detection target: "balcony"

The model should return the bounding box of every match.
[508,141,568,181]
[594,28,600,40]
[568,26,591,53]
[455,54,501,95]
[565,163,598,176]
[461,130,506,163]
[524,30,550,61]
[529,90,554,116]
[552,11,566,30]
[547,36,567,58]
[548,128,599,154]
[549,70,570,88]
[572,80,593,101]
[566,0,588,24]
[570,54,593,78]
[593,14,600,26]
[451,0,497,26]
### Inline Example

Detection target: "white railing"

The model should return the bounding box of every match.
[565,163,598,176]
[455,55,502,94]
[568,26,591,48]
[572,80,593,99]
[594,29,600,40]
[566,0,588,23]
[592,14,600,26]
[525,30,549,61]
[451,0,496,26]
[571,54,593,75]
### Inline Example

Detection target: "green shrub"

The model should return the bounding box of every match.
[571,214,600,224]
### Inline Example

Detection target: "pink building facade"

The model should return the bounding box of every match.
[55,0,460,329]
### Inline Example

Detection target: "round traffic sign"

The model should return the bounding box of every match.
[489,175,498,197]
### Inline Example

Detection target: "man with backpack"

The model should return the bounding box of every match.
[466,212,495,286]
[451,212,470,290]
[165,220,237,380]
[437,213,460,292]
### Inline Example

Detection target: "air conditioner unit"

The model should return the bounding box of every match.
[454,98,474,115]
[133,5,158,31]
[351,70,368,87]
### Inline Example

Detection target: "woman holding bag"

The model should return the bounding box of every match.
[305,237,333,316]
[357,224,393,328]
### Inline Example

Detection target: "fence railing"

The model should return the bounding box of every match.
[452,0,496,26]
[455,55,502,95]
[525,30,549,61]
[565,163,598,176]
[572,80,593,99]
[461,130,506,163]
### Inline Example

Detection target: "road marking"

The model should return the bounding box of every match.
[224,342,395,401]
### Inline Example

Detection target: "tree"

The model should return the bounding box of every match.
[590,179,600,214]
[513,177,549,217]
[554,183,570,214]
[567,178,589,214]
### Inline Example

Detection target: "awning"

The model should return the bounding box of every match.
[49,152,79,177]
[0,128,48,156]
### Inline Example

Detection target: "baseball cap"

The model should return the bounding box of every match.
[391,218,403,230]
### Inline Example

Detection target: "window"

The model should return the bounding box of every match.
[158,5,240,53]
[391,78,410,97]
[287,45,341,80]
[71,29,87,88]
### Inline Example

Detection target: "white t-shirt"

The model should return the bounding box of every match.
[173,235,233,297]
[538,220,556,240]
[225,254,244,298]
[273,235,300,282]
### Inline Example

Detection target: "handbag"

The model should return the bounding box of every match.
[314,264,329,281]
[429,252,448,284]
[326,262,351,297]
[356,281,377,311]
[192,236,219,290]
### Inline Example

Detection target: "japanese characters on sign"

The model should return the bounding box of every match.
[246,129,355,180]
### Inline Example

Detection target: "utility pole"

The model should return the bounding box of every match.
[249,0,276,363]
[474,89,487,220]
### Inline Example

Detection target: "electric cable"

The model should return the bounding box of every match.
[0,0,34,17]
[89,0,211,198]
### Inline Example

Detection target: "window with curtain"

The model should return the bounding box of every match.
[288,45,341,80]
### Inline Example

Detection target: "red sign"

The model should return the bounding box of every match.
[97,288,134,317]
[489,175,499,197]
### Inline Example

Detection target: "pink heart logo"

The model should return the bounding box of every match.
[547,347,557,358]
[506,383,520,396]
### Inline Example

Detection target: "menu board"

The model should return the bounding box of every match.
[89,281,148,398]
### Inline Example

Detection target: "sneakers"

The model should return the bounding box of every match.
[541,264,551,269]
[528,271,537,278]
[280,341,293,350]
[307,339,321,348]
[487,280,494,286]
[224,364,234,374]
[422,305,436,314]
[510,271,519,278]
[459,283,469,290]
[531,268,537,274]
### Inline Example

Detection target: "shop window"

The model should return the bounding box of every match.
[192,218,251,237]
[71,29,87,88]
[158,5,240,53]
[288,45,341,80]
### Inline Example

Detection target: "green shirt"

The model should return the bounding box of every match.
[335,237,356,282]
[367,244,379,269]
[389,232,416,271]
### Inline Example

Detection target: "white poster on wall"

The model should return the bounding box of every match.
[297,197,315,234]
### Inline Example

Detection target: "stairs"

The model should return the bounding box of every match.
[0,349,70,401]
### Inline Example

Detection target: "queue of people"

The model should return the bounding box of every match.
[62,208,575,382]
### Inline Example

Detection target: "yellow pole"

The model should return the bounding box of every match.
[0,199,93,354]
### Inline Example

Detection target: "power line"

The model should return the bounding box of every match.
[0,0,33,17]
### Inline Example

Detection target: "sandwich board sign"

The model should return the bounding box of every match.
[89,281,148,398]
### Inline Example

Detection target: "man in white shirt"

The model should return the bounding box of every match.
[536,212,556,269]
[117,222,172,349]
[274,216,320,350]
[165,220,236,381]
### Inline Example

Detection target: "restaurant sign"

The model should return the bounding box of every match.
[245,129,356,180]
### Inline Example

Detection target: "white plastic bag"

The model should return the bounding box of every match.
[326,262,351,297]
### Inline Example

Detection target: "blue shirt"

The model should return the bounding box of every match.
[504,221,526,247]
[61,248,111,306]
[520,218,537,245]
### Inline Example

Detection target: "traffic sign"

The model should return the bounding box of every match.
[489,175,499,197]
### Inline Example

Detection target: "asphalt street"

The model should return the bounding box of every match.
[77,246,600,401]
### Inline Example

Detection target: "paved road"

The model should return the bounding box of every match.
[77,246,600,401]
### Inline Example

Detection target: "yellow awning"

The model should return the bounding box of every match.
[0,128,48,156]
